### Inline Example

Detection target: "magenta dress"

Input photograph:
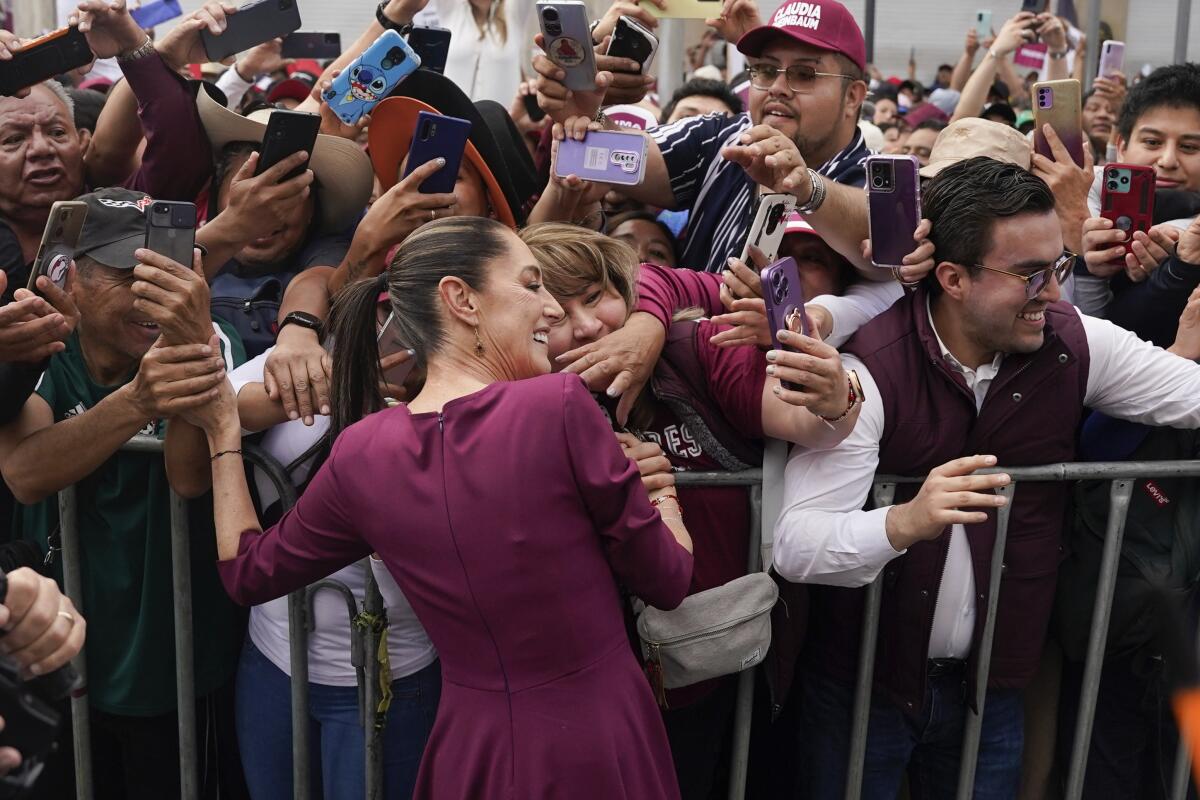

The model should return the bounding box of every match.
[217,373,693,799]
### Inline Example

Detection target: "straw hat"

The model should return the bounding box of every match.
[919,118,1032,179]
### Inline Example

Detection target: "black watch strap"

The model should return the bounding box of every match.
[280,311,324,338]
[376,2,413,34]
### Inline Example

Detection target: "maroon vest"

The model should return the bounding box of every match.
[812,285,1090,716]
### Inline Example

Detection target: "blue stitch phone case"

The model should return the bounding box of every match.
[322,30,420,126]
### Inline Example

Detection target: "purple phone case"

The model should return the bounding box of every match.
[1097,41,1125,78]
[867,155,921,269]
[760,256,808,391]
[1033,82,1085,168]
[555,130,647,186]
[402,111,471,194]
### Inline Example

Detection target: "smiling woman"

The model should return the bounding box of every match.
[183,214,697,799]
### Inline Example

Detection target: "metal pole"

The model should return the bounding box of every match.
[956,482,1017,798]
[287,591,312,800]
[363,561,385,799]
[1174,0,1192,65]
[726,484,763,800]
[657,18,685,103]
[1064,479,1136,800]
[844,481,896,800]
[862,0,876,66]
[1084,0,1101,92]
[168,490,198,800]
[57,485,93,800]
[1171,733,1192,800]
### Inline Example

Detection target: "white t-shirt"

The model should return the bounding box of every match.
[230,349,437,686]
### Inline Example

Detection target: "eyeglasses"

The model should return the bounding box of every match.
[747,63,855,94]
[971,251,1077,299]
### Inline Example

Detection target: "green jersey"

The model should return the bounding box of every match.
[16,321,245,716]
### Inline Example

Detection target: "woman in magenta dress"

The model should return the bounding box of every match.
[185,217,695,799]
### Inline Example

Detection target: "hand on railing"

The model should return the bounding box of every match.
[883,455,1011,552]
[617,432,674,493]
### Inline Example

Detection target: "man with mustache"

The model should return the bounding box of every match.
[535,0,880,277]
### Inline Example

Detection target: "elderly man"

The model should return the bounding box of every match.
[0,189,244,799]
[0,0,219,304]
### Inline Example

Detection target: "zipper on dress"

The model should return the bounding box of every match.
[437,412,444,431]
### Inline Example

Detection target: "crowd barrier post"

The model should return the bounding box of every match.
[362,563,387,799]
[56,483,92,800]
[1062,478,1135,800]
[726,484,762,800]
[168,488,198,800]
[842,482,896,800]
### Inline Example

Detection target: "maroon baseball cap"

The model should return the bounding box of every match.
[737,0,867,72]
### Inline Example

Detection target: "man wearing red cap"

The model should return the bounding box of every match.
[534,0,875,275]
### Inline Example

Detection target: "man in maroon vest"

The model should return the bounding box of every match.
[771,157,1200,798]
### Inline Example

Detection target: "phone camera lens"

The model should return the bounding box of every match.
[872,175,885,188]
[1107,181,1117,190]
[1120,175,1129,184]
[543,8,559,21]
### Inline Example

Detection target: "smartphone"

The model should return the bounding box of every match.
[1100,163,1155,257]
[644,0,724,19]
[130,0,183,29]
[866,155,922,269]
[1020,0,1048,12]
[1097,40,1126,79]
[606,16,658,75]
[200,0,302,63]
[377,311,416,390]
[523,92,547,123]
[0,27,93,97]
[555,129,648,186]
[322,30,420,126]
[407,26,451,74]
[144,201,197,267]
[975,9,993,35]
[281,32,342,60]
[256,109,320,181]
[1033,79,1085,168]
[537,1,597,93]
[760,257,809,391]
[402,111,471,194]
[740,193,796,267]
[26,202,86,293]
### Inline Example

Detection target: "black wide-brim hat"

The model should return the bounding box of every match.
[371,69,539,227]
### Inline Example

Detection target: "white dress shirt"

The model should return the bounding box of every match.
[774,303,1200,662]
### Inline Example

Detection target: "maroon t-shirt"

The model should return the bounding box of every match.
[636,320,765,706]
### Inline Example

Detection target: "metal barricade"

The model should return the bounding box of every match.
[844,461,1200,800]
[53,442,1200,800]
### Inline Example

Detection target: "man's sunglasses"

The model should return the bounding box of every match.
[970,251,1077,300]
[747,64,856,94]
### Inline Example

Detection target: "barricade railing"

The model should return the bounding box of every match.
[54,445,1200,800]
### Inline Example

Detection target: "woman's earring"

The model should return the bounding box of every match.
[474,326,485,357]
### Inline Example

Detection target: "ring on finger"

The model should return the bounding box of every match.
[429,209,436,222]
[57,611,75,624]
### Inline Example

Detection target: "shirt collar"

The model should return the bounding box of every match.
[925,295,1003,380]
[816,127,867,180]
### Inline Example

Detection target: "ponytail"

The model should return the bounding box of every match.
[328,275,388,438]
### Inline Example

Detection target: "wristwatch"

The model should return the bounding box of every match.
[279,311,324,339]
[376,1,413,35]
[1049,48,1070,60]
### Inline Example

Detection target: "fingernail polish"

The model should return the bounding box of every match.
[765,350,778,361]
[766,365,776,376]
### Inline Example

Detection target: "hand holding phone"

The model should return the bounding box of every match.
[1099,163,1155,257]
[0,28,93,97]
[1033,79,1085,168]
[606,16,658,74]
[402,112,471,194]
[321,30,420,126]
[200,0,302,63]
[537,1,598,92]
[555,129,648,186]
[866,155,922,269]
[144,201,197,268]
[26,202,87,293]
[740,194,796,268]
[256,110,320,182]
[760,256,809,391]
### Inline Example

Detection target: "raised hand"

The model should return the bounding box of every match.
[721,125,812,198]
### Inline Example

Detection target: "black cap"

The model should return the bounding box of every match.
[73,188,154,270]
[981,102,1018,127]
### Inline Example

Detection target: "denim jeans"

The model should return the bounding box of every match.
[235,640,441,800]
[800,665,1024,800]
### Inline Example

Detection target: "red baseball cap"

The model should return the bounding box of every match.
[737,0,867,72]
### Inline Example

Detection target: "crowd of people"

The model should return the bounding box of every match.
[0,0,1199,798]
